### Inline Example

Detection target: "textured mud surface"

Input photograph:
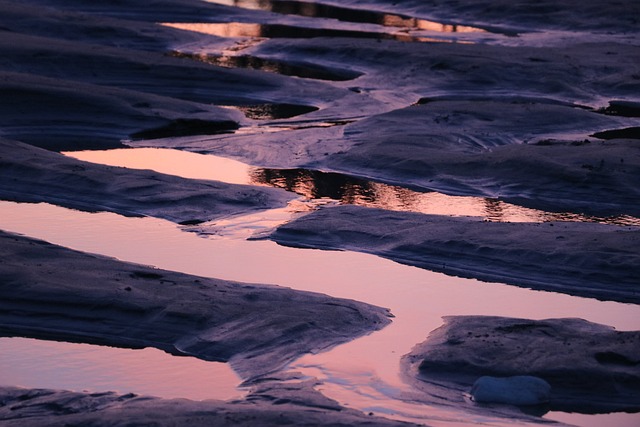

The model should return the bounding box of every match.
[1,0,638,425]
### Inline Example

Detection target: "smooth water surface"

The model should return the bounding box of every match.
[66,148,640,226]
[0,337,243,401]
[1,200,639,426]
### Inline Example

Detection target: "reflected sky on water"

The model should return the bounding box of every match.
[66,148,640,227]
[203,0,487,34]
[1,200,638,426]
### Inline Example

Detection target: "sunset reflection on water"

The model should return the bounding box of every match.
[1,200,639,426]
[161,21,480,45]
[0,337,243,401]
[163,22,264,38]
[66,148,640,226]
[203,0,486,34]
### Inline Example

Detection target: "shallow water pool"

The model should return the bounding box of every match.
[66,148,640,226]
[1,200,638,426]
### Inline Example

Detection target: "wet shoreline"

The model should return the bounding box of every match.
[1,0,638,425]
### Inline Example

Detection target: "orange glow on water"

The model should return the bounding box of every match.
[65,148,253,185]
[203,1,486,35]
[382,15,484,33]
[163,22,264,38]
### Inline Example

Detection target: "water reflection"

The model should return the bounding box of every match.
[591,126,640,140]
[2,201,639,427]
[131,118,239,140]
[251,167,640,226]
[169,50,361,81]
[164,21,390,39]
[269,1,485,33]
[64,148,253,185]
[163,18,475,80]
[205,0,487,33]
[232,103,318,119]
[0,337,243,401]
[64,149,640,226]
[162,21,456,44]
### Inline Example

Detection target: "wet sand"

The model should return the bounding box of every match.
[270,205,640,304]
[0,230,391,380]
[0,384,420,427]
[1,0,639,425]
[403,316,640,415]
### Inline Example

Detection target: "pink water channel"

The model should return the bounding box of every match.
[1,148,638,427]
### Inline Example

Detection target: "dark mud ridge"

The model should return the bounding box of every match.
[269,205,640,304]
[0,138,294,224]
[0,381,418,427]
[402,316,640,414]
[0,231,392,380]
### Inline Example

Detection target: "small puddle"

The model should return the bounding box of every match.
[163,21,474,43]
[169,49,362,81]
[64,148,253,185]
[164,22,386,39]
[65,148,640,227]
[203,0,490,34]
[130,118,239,140]
[162,13,484,81]
[0,337,244,401]
[251,167,640,225]
[229,118,356,135]
[597,101,640,118]
[230,103,318,119]
[591,126,640,140]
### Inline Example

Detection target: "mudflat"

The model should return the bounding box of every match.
[1,0,638,425]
